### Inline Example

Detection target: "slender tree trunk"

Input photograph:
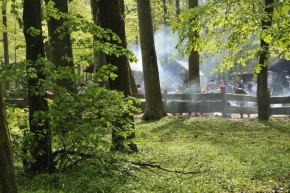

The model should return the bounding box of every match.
[119,0,138,93]
[162,0,169,66]
[23,0,55,174]
[188,0,200,92]
[2,0,10,91]
[0,82,18,193]
[137,0,167,120]
[44,0,76,92]
[129,67,138,93]
[257,0,274,121]
[90,0,108,87]
[175,0,182,59]
[99,0,137,152]
[176,0,180,19]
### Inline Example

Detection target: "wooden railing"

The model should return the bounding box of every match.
[132,89,290,117]
[5,90,290,116]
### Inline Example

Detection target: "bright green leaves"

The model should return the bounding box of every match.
[95,64,118,82]
[26,27,41,37]
[261,31,273,44]
[43,0,136,71]
[173,0,289,75]
[47,83,140,166]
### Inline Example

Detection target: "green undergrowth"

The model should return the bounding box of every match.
[17,116,290,192]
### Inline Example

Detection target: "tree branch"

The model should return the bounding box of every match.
[130,161,204,175]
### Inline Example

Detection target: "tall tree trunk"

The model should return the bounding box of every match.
[175,0,182,59]
[137,0,167,120]
[44,0,76,92]
[257,0,274,121]
[23,0,55,174]
[129,67,138,93]
[90,0,108,87]
[188,0,200,92]
[0,82,18,193]
[162,0,168,66]
[119,0,138,93]
[99,0,137,152]
[176,0,180,19]
[2,0,10,91]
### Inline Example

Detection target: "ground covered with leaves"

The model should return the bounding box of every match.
[17,116,290,192]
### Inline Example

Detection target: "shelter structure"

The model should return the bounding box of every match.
[231,57,290,82]
[268,59,290,73]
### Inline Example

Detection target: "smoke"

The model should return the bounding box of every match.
[128,24,184,92]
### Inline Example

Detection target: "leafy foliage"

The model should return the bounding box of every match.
[48,79,141,170]
[3,56,141,170]
[173,0,290,74]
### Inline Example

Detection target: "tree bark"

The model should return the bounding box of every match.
[162,0,169,66]
[44,0,76,92]
[90,0,108,87]
[176,0,180,19]
[119,0,138,94]
[257,0,274,121]
[188,0,200,93]
[99,0,138,152]
[2,0,10,91]
[0,82,18,193]
[23,0,55,174]
[137,0,167,120]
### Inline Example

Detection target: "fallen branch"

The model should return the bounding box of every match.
[130,161,204,175]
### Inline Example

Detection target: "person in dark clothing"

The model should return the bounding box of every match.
[247,81,253,95]
[238,80,244,88]
[233,86,249,118]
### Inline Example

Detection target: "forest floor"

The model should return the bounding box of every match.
[17,115,290,192]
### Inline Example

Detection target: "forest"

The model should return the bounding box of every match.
[0,0,290,192]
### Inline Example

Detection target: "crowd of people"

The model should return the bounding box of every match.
[166,79,256,118]
[134,76,290,118]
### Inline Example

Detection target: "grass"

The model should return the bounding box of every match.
[17,116,290,192]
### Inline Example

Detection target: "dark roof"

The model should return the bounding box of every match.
[167,60,205,75]
[231,57,290,76]
[268,59,290,72]
[84,65,93,73]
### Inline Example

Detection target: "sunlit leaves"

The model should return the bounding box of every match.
[173,0,290,74]
[43,0,136,70]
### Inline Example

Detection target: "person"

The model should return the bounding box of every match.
[224,81,232,93]
[247,81,253,95]
[137,84,145,94]
[238,80,244,88]
[233,86,249,118]
[207,79,218,93]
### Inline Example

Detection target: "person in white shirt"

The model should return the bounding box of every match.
[207,79,218,93]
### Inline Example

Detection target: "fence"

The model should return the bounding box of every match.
[5,89,290,117]
[132,88,290,117]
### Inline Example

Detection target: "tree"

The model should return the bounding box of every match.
[98,0,138,152]
[137,0,167,121]
[44,0,76,92]
[257,0,274,121]
[188,0,200,93]
[90,0,137,93]
[23,0,55,173]
[162,0,169,66]
[90,0,108,87]
[175,0,283,120]
[176,0,181,19]
[2,0,10,90]
[0,82,18,193]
